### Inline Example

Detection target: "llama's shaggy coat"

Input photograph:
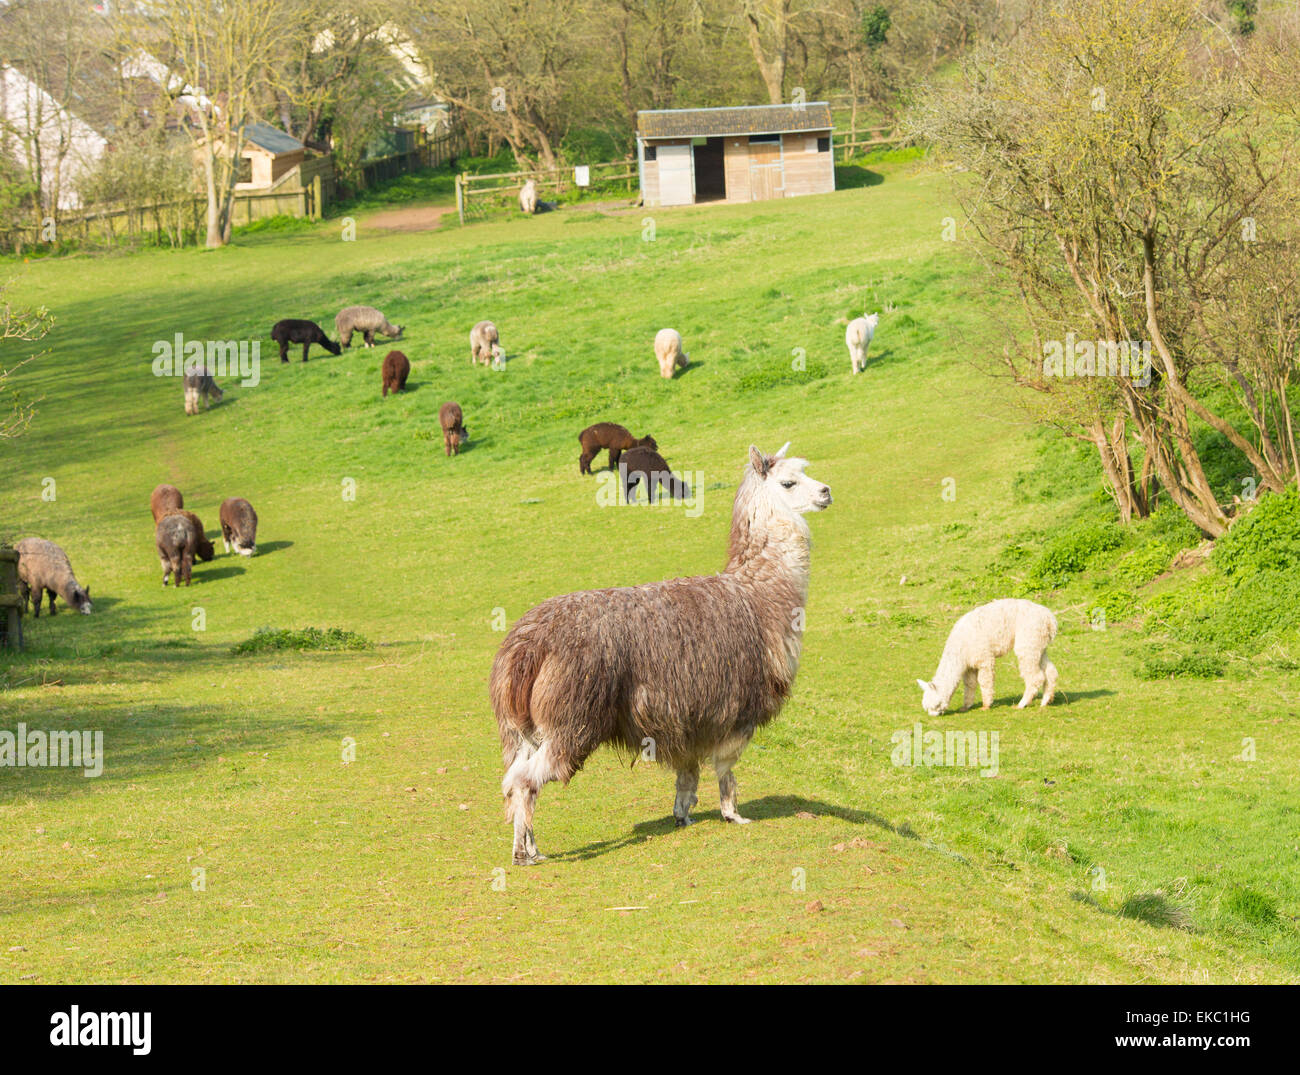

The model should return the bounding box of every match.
[439,401,467,456]
[336,306,404,349]
[619,445,690,503]
[155,512,200,587]
[917,598,1059,714]
[183,370,223,415]
[577,422,656,475]
[381,350,410,396]
[470,320,503,366]
[150,484,183,524]
[490,443,832,864]
[270,319,342,362]
[845,313,879,374]
[170,510,215,563]
[654,328,689,379]
[519,179,538,214]
[15,538,91,616]
[219,498,258,557]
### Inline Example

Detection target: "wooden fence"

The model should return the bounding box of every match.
[361,128,468,190]
[835,124,903,162]
[0,546,22,651]
[456,158,638,224]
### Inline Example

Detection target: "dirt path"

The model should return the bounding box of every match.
[362,204,456,232]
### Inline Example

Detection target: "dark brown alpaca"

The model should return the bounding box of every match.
[150,483,183,523]
[155,512,200,587]
[619,444,691,503]
[439,402,468,456]
[381,350,410,396]
[490,444,832,865]
[577,422,656,475]
[270,319,342,362]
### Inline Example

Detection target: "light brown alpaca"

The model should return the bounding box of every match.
[490,443,832,865]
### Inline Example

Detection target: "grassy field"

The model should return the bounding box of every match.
[1,157,1296,983]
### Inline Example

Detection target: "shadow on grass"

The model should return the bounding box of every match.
[250,540,293,556]
[834,165,885,189]
[1071,889,1195,932]
[551,794,912,863]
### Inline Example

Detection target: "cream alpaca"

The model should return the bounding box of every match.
[917,599,1058,714]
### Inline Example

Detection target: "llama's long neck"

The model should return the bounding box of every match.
[931,652,965,709]
[725,479,812,686]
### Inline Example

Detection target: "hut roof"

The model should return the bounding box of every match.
[637,103,833,140]
[243,122,304,156]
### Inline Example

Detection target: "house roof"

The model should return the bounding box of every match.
[243,122,303,156]
[637,102,833,139]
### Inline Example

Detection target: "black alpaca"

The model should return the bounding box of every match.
[270,319,342,363]
[620,445,692,504]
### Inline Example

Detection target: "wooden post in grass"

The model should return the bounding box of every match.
[456,173,465,225]
[0,546,22,651]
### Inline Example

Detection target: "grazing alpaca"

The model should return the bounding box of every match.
[381,350,410,396]
[470,320,503,366]
[183,369,223,414]
[577,423,656,475]
[439,401,468,456]
[620,444,691,504]
[519,179,538,214]
[15,538,92,616]
[845,313,879,374]
[335,305,404,349]
[170,510,215,563]
[917,599,1059,715]
[654,328,689,379]
[270,319,342,362]
[491,443,832,865]
[155,512,199,587]
[219,497,259,557]
[150,484,183,523]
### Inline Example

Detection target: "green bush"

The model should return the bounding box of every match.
[1135,652,1225,680]
[1113,542,1174,587]
[1029,521,1125,589]
[1215,490,1300,578]
[231,627,371,655]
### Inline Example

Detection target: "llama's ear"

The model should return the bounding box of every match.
[775,441,791,459]
[916,679,930,692]
[749,445,769,476]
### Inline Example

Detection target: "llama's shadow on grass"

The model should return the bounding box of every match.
[250,540,293,556]
[551,794,902,863]
[193,564,246,583]
[671,360,704,380]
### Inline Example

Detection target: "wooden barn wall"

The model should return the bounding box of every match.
[780,134,834,197]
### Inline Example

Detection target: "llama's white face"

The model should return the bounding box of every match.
[751,445,832,515]
[917,679,947,716]
[865,313,880,331]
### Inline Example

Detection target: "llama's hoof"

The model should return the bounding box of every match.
[513,851,546,866]
[674,815,693,828]
[722,814,751,825]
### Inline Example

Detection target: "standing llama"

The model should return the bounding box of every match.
[845,313,879,374]
[335,305,404,349]
[654,328,689,379]
[490,443,832,865]
[916,598,1058,714]
[519,179,538,214]
[470,320,503,366]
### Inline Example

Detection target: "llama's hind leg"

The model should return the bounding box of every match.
[1040,657,1058,707]
[1015,649,1047,709]
[715,736,753,824]
[977,663,996,709]
[502,738,568,865]
[673,762,700,827]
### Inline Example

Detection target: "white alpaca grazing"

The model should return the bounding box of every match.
[916,599,1058,715]
[519,179,538,214]
[846,313,879,374]
[654,328,689,379]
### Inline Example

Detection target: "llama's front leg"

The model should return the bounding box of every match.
[673,763,699,827]
[961,670,978,711]
[47,590,57,615]
[301,342,311,362]
[715,738,753,824]
[1015,650,1045,709]
[978,664,995,709]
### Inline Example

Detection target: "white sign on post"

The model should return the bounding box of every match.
[574,165,590,187]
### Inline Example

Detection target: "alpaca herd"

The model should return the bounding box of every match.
[16,285,1067,868]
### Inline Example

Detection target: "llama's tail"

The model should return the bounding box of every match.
[490,633,546,769]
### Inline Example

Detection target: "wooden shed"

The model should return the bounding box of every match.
[236,122,306,191]
[636,103,835,208]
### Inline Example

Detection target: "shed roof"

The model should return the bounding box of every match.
[637,103,832,139]
[243,122,304,156]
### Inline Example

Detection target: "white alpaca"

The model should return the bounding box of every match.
[519,179,538,214]
[655,328,689,379]
[916,599,1058,715]
[846,312,879,374]
[470,320,504,366]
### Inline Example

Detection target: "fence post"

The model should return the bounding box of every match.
[312,175,322,221]
[0,546,22,651]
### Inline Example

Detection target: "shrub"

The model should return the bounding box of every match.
[1215,490,1300,578]
[1113,542,1174,587]
[1135,652,1225,680]
[231,627,371,655]
[1029,521,1124,589]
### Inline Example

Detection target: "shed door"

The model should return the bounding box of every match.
[748,141,783,201]
[657,143,694,206]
